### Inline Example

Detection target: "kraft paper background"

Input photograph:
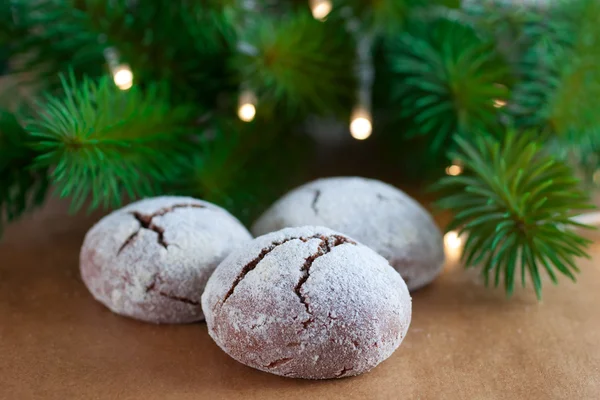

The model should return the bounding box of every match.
[1,198,599,399]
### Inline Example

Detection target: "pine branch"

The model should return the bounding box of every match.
[0,109,49,236]
[332,0,460,34]
[387,12,511,155]
[233,9,355,117]
[26,73,197,212]
[435,130,594,299]
[547,127,600,188]
[4,0,106,89]
[511,0,600,133]
[4,1,235,107]
[333,0,416,34]
[73,0,235,106]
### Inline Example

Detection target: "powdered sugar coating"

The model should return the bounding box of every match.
[80,196,252,324]
[202,226,412,379]
[252,177,445,291]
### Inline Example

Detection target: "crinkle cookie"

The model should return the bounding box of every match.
[80,196,252,324]
[252,177,445,290]
[202,226,412,379]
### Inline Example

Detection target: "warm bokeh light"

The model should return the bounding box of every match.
[445,164,463,176]
[310,0,332,21]
[113,65,133,90]
[444,231,462,250]
[444,230,463,261]
[350,107,372,140]
[350,117,372,140]
[493,99,507,108]
[238,103,256,122]
[238,90,257,122]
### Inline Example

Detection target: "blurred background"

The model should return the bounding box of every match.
[1,0,599,227]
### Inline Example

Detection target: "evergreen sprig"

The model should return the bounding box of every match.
[435,130,594,299]
[3,0,106,89]
[0,110,49,234]
[332,0,460,34]
[233,10,355,117]
[26,73,196,212]
[511,0,600,134]
[76,0,235,106]
[387,14,511,154]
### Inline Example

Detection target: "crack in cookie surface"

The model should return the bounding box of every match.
[149,203,205,218]
[264,358,293,369]
[117,203,206,255]
[311,190,321,215]
[144,273,200,306]
[132,211,169,249]
[335,366,354,377]
[145,273,161,292]
[222,234,356,312]
[118,231,140,255]
[295,235,355,329]
[157,292,200,306]
[221,235,315,303]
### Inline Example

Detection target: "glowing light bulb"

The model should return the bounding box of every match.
[444,231,462,250]
[238,104,256,122]
[493,99,507,108]
[444,230,463,262]
[238,90,257,122]
[445,164,463,176]
[310,0,332,21]
[350,108,372,140]
[350,118,372,140]
[113,65,133,90]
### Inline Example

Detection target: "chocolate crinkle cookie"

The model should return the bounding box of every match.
[202,226,412,380]
[80,196,252,324]
[252,177,445,291]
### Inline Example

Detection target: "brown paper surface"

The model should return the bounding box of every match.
[1,199,599,400]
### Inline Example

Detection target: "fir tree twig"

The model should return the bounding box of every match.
[26,72,197,212]
[387,13,511,155]
[435,130,595,299]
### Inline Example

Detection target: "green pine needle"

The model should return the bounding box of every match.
[83,0,234,106]
[3,0,105,90]
[232,9,355,117]
[0,109,49,236]
[332,0,416,34]
[435,130,594,299]
[332,0,460,34]
[387,14,511,154]
[511,0,600,133]
[26,72,196,212]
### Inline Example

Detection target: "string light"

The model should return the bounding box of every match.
[349,25,375,141]
[445,163,463,176]
[350,107,372,140]
[238,90,257,122]
[103,47,133,90]
[493,99,507,108]
[234,2,260,123]
[444,230,463,261]
[112,65,133,90]
[309,0,332,21]
[444,231,462,250]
